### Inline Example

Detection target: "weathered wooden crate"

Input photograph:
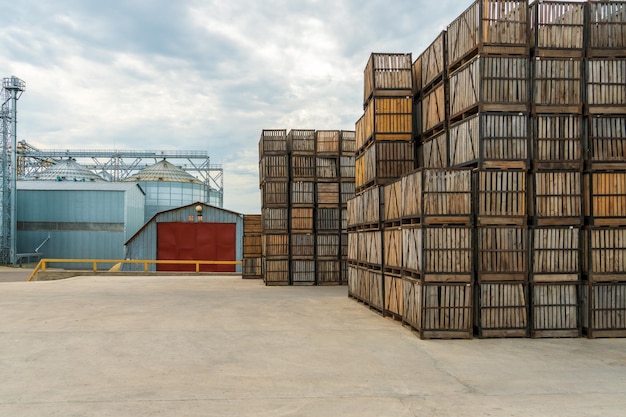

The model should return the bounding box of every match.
[287,129,316,155]
[356,230,382,268]
[418,81,447,140]
[242,257,262,279]
[384,273,404,319]
[292,259,315,285]
[477,169,528,225]
[584,227,626,282]
[261,180,289,208]
[588,115,626,168]
[530,1,585,57]
[447,0,530,71]
[448,112,528,169]
[402,225,473,282]
[384,227,402,273]
[341,232,348,258]
[316,208,341,232]
[359,97,414,147]
[290,207,314,233]
[341,130,357,156]
[243,234,262,258]
[530,282,580,338]
[316,156,339,180]
[356,141,415,193]
[477,226,529,282]
[449,55,529,121]
[532,57,583,113]
[350,185,380,228]
[403,278,473,339]
[263,257,289,286]
[532,170,583,225]
[347,231,358,263]
[262,208,288,233]
[290,181,315,206]
[582,281,626,338]
[317,259,341,285]
[382,178,402,224]
[586,58,626,114]
[243,214,262,235]
[317,233,340,258]
[419,131,448,168]
[340,260,348,283]
[290,155,316,181]
[259,155,288,185]
[401,168,473,224]
[316,130,340,155]
[340,182,355,206]
[290,233,315,258]
[587,1,626,57]
[263,233,289,257]
[412,56,422,96]
[316,182,339,208]
[585,171,626,226]
[258,129,287,158]
[348,264,365,300]
[340,156,355,179]
[533,114,583,169]
[420,31,448,93]
[531,226,581,282]
[349,265,384,311]
[363,53,413,106]
[341,208,348,231]
[475,282,529,338]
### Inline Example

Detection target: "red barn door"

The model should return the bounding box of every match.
[157,222,236,272]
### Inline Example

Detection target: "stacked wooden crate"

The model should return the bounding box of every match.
[582,1,626,338]
[259,129,290,285]
[242,214,263,279]
[339,130,357,283]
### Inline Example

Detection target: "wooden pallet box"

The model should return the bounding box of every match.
[403,278,473,339]
[363,53,413,106]
[418,81,447,139]
[340,155,356,179]
[290,155,316,181]
[531,226,581,282]
[530,1,585,57]
[348,265,367,301]
[317,233,341,258]
[384,273,404,319]
[357,230,382,267]
[361,185,381,226]
[419,131,448,168]
[346,195,362,229]
[262,208,288,233]
[420,31,447,93]
[347,231,358,263]
[243,214,262,235]
[587,2,626,57]
[586,58,626,114]
[449,55,529,121]
[584,227,626,282]
[475,282,529,338]
[263,233,289,258]
[341,130,357,156]
[243,234,262,258]
[259,155,288,185]
[316,130,340,155]
[447,0,529,71]
[316,156,339,181]
[582,281,626,338]
[263,257,289,286]
[290,233,315,258]
[532,57,583,113]
[242,257,263,279]
[261,180,289,208]
[316,208,341,232]
[530,282,580,338]
[292,259,316,285]
[359,97,414,147]
[532,170,583,225]
[588,115,626,168]
[382,178,402,224]
[340,182,356,206]
[384,227,402,273]
[477,226,529,282]
[290,207,314,233]
[412,55,422,96]
[584,171,626,226]
[290,181,315,207]
[477,169,527,225]
[533,114,583,170]
[287,129,316,155]
[317,259,342,285]
[258,129,287,158]
[316,182,339,208]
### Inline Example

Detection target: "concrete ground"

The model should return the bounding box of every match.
[1,274,625,417]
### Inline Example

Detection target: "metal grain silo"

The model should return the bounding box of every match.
[25,158,105,182]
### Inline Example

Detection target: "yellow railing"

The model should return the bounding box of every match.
[28,259,242,281]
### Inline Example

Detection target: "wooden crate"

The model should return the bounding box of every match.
[243,214,262,235]
[531,282,580,338]
[532,170,583,225]
[356,141,415,193]
[347,231,358,262]
[357,230,382,268]
[402,225,473,282]
[316,208,341,232]
[363,53,413,106]
[290,233,315,258]
[290,181,315,206]
[341,130,357,156]
[350,185,380,227]
[585,171,626,225]
[287,129,315,155]
[412,55,422,95]
[587,2,626,57]
[384,273,404,319]
[448,112,528,169]
[316,130,340,155]
[341,232,348,258]
[242,257,262,279]
[243,235,262,258]
[447,0,530,71]
[384,227,402,273]
[588,115,626,168]
[341,208,348,232]
[532,57,583,113]
[477,226,529,282]
[264,257,289,285]
[530,1,585,57]
[586,58,626,114]
[290,207,314,232]
[418,81,447,138]
[359,97,414,148]
[382,178,402,224]
[263,233,289,257]
[258,129,287,158]
[262,208,288,233]
[531,226,581,282]
[403,278,473,339]
[476,282,529,338]
[316,156,339,180]
[584,227,626,282]
[340,182,355,206]
[420,31,447,93]
[348,264,365,300]
[419,131,448,168]
[449,55,529,121]
[316,182,339,208]
[261,180,289,208]
[290,155,316,181]
[582,281,626,338]
[477,169,527,225]
[291,259,315,285]
[259,155,288,184]
[317,233,340,258]
[317,259,341,285]
[533,114,583,169]
[340,156,355,179]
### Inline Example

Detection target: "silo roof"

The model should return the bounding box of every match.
[123,159,203,184]
[27,159,105,182]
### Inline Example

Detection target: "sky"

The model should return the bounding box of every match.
[2,0,475,214]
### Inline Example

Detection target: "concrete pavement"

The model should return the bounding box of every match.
[1,274,625,416]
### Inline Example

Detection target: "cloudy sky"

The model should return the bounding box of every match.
[2,0,472,214]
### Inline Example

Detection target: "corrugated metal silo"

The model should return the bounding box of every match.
[25,158,105,182]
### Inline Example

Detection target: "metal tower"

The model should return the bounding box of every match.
[0,76,25,265]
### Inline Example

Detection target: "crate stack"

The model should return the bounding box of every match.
[339,131,357,283]
[528,0,586,338]
[582,1,626,338]
[259,129,290,285]
[242,214,263,279]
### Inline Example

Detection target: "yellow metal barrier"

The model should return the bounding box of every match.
[28,259,243,282]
